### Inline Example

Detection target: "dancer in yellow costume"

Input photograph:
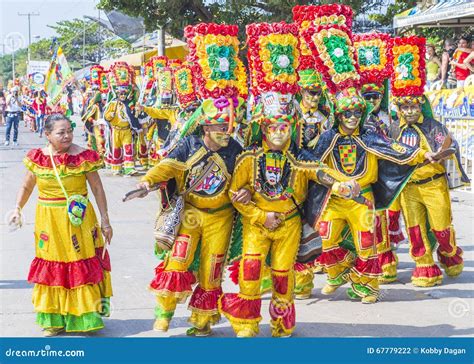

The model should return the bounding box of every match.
[388,36,469,287]
[82,86,105,155]
[104,62,141,176]
[82,65,106,155]
[354,32,399,284]
[291,7,338,298]
[136,22,249,337]
[219,21,360,338]
[137,100,246,336]
[10,114,113,336]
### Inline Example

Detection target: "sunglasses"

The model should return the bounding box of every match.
[208,125,228,132]
[307,89,322,97]
[267,124,290,133]
[342,110,363,118]
[363,93,381,101]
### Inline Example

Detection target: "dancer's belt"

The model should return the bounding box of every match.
[283,206,300,221]
[409,173,445,185]
[38,194,88,207]
[111,125,131,130]
[188,203,233,214]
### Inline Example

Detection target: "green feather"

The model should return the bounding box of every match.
[179,104,203,139]
[226,213,243,264]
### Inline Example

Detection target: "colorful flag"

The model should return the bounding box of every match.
[44,46,75,106]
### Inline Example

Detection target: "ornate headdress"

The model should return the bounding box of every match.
[150,56,168,75]
[246,22,300,122]
[293,5,351,92]
[301,4,359,95]
[99,70,109,94]
[184,23,245,128]
[301,5,370,124]
[89,65,104,90]
[354,32,392,96]
[173,62,198,108]
[109,61,134,93]
[144,60,154,89]
[391,36,426,105]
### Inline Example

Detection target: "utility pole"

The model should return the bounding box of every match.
[83,20,86,67]
[12,51,15,80]
[18,11,40,74]
[97,9,101,62]
[157,27,165,56]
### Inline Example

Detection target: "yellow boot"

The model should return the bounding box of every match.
[153,318,170,332]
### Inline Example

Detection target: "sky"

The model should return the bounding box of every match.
[1,0,104,55]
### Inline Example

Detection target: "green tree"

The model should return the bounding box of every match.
[0,49,28,85]
[98,0,386,40]
[0,18,132,82]
[48,19,132,68]
[370,0,462,47]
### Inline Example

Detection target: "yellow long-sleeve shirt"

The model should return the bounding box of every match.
[321,127,427,188]
[229,142,347,227]
[398,119,446,181]
[104,101,130,129]
[143,106,178,128]
[142,136,242,210]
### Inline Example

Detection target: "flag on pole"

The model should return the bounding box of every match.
[44,46,75,106]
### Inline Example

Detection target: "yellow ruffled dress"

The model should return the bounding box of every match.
[24,148,112,332]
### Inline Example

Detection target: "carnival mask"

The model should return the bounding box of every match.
[264,122,291,148]
[207,124,230,148]
[265,166,280,186]
[118,91,127,101]
[339,108,362,133]
[399,103,422,125]
[301,88,322,109]
[363,92,382,114]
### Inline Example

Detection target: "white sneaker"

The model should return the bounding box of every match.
[13,141,19,146]
[4,141,9,146]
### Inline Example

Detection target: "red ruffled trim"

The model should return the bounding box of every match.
[378,251,397,268]
[228,260,240,285]
[189,286,223,312]
[28,248,110,289]
[318,247,351,267]
[437,247,463,268]
[219,293,261,320]
[412,265,442,278]
[95,247,111,272]
[154,261,166,275]
[389,232,405,245]
[149,270,196,293]
[353,257,382,276]
[25,148,101,168]
[294,262,314,272]
[269,300,295,330]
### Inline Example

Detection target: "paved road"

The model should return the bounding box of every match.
[1,119,473,337]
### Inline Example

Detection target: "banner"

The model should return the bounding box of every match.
[44,46,75,106]
[426,86,474,161]
[1,337,472,364]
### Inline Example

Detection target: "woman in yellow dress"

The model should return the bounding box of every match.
[10,113,113,336]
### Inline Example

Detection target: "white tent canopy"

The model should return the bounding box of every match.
[394,0,474,29]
